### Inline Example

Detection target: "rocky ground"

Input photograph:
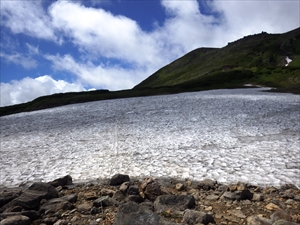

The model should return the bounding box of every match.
[0,174,299,225]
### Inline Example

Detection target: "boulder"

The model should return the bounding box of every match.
[0,182,58,212]
[109,174,130,186]
[0,215,31,225]
[183,209,215,225]
[113,201,176,225]
[154,195,195,213]
[0,189,22,208]
[48,175,73,187]
[141,177,163,201]
[197,179,217,190]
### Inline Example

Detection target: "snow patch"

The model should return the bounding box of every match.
[285,56,292,66]
[1,88,299,188]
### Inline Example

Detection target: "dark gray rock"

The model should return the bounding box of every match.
[0,189,22,208]
[197,179,217,190]
[222,190,253,201]
[48,175,73,187]
[109,174,130,186]
[0,182,58,212]
[112,190,126,202]
[183,209,215,225]
[126,195,144,203]
[0,215,31,225]
[154,195,195,213]
[127,185,139,195]
[40,198,74,214]
[93,196,119,207]
[61,194,78,203]
[141,178,163,201]
[113,201,176,225]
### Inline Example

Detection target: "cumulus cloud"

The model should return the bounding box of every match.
[44,54,147,90]
[0,76,86,107]
[0,1,59,43]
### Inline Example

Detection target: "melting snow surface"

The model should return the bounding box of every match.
[1,88,299,188]
[285,56,292,66]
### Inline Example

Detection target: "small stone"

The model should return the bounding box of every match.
[101,188,115,197]
[227,209,246,219]
[77,203,92,213]
[48,175,73,187]
[0,215,31,225]
[127,185,139,195]
[252,193,264,201]
[175,183,185,191]
[119,182,130,193]
[93,196,119,207]
[265,203,280,211]
[270,210,292,223]
[272,219,299,225]
[206,194,219,201]
[205,206,213,211]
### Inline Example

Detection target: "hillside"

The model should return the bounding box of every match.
[134,28,300,91]
[1,28,299,117]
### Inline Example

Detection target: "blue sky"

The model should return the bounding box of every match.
[1,0,299,106]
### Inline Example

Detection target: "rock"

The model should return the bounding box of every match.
[141,178,163,201]
[197,179,217,190]
[280,184,298,190]
[127,185,139,195]
[0,189,22,208]
[252,193,264,201]
[206,194,219,201]
[93,196,119,207]
[61,194,78,203]
[0,182,58,212]
[112,190,126,202]
[119,182,130,193]
[0,211,39,221]
[265,203,281,211]
[293,195,300,201]
[246,215,272,225]
[90,206,100,215]
[3,206,22,213]
[101,188,115,197]
[183,209,215,225]
[114,201,176,225]
[40,198,73,214]
[126,195,144,203]
[222,190,253,201]
[272,220,299,225]
[175,183,185,191]
[0,215,31,225]
[270,210,292,223]
[77,203,92,213]
[154,195,195,213]
[42,216,58,225]
[48,175,73,187]
[109,174,130,186]
[227,209,246,218]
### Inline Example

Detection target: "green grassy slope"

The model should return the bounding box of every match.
[134,28,300,91]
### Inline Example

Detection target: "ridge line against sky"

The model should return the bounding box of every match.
[1,0,299,107]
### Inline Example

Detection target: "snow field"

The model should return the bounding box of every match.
[0,88,299,188]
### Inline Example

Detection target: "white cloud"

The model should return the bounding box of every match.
[0,52,38,69]
[0,75,86,107]
[26,43,40,55]
[44,54,148,90]
[0,0,59,42]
